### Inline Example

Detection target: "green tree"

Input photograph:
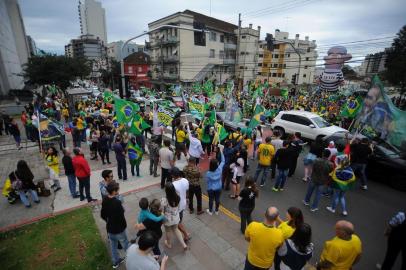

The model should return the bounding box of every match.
[342,65,358,80]
[385,25,406,95]
[100,58,120,89]
[23,55,91,89]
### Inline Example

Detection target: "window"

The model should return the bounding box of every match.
[193,22,206,46]
[283,64,286,68]
[286,53,290,57]
[209,49,215,58]
[219,50,224,59]
[239,66,244,69]
[128,66,133,73]
[279,64,283,68]
[282,73,285,77]
[259,54,263,58]
[257,72,261,75]
[240,52,245,55]
[306,57,309,61]
[259,45,263,49]
[312,117,331,128]
[303,74,307,78]
[263,63,267,67]
[274,44,279,49]
[138,67,142,72]
[241,35,246,39]
[277,73,282,77]
[272,73,277,77]
[220,35,224,43]
[281,114,312,126]
[273,64,278,68]
[274,54,279,58]
[258,63,262,67]
[210,32,217,41]
[307,47,311,52]
[304,65,308,69]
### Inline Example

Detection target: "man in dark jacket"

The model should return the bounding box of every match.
[273,141,294,191]
[113,136,127,180]
[303,149,333,211]
[62,148,79,198]
[101,181,129,268]
[287,132,304,177]
[350,138,372,190]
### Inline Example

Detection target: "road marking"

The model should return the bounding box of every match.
[202,194,241,223]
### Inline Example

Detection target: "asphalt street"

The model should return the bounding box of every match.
[200,148,406,270]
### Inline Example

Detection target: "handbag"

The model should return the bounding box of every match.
[37,180,51,197]
[11,172,23,190]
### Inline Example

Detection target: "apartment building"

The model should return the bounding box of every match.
[78,0,107,44]
[257,29,317,85]
[107,41,146,61]
[358,50,388,77]
[148,10,239,89]
[65,34,107,60]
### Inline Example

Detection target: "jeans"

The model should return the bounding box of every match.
[131,163,140,176]
[149,157,158,176]
[66,174,77,197]
[304,181,323,209]
[351,163,368,186]
[161,168,172,188]
[381,223,406,270]
[254,164,271,185]
[239,207,254,234]
[99,148,110,163]
[116,157,127,180]
[244,257,269,270]
[274,169,289,189]
[252,141,261,159]
[189,185,202,212]
[207,189,221,212]
[78,176,92,202]
[331,189,347,212]
[108,231,129,265]
[19,189,39,207]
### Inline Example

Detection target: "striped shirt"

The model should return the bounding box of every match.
[319,69,344,92]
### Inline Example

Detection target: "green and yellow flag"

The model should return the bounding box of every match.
[129,113,150,135]
[249,105,265,128]
[114,97,140,125]
[128,141,143,166]
[340,96,363,118]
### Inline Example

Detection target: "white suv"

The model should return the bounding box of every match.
[270,110,348,140]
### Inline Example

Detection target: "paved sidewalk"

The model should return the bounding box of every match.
[92,185,248,270]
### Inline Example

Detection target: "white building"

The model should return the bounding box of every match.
[107,41,146,61]
[257,29,317,85]
[148,10,239,88]
[359,50,388,77]
[65,34,107,60]
[79,0,107,45]
[236,24,261,85]
[0,0,30,96]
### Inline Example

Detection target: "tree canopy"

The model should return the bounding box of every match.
[23,55,91,89]
[385,25,406,94]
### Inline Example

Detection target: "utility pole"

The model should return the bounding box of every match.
[236,13,241,90]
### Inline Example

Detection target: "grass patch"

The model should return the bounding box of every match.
[0,207,111,270]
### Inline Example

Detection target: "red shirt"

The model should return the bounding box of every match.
[21,114,27,125]
[72,155,91,178]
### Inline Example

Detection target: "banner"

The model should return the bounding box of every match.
[352,75,406,148]
[157,107,175,127]
[225,98,242,124]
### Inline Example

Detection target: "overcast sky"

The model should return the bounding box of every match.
[19,0,405,64]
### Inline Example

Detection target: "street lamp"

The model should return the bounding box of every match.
[120,25,209,98]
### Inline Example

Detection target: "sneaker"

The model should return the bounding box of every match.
[260,184,264,187]
[279,188,284,191]
[215,211,219,215]
[326,206,335,213]
[206,209,213,215]
[310,208,319,212]
[302,177,308,182]
[112,258,125,269]
[376,263,382,269]
[272,187,279,192]
[302,200,310,206]
[342,211,348,216]
[361,185,368,190]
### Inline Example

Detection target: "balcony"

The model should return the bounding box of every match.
[162,55,179,63]
[162,73,178,80]
[223,58,236,65]
[161,36,178,45]
[224,43,237,50]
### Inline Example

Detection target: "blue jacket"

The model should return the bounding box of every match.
[205,152,225,191]
[224,140,242,164]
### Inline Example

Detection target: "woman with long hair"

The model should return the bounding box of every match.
[275,223,314,270]
[160,182,187,251]
[205,145,225,215]
[238,177,258,234]
[45,146,61,192]
[9,160,40,207]
[278,207,304,240]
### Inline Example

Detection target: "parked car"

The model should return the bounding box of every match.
[323,132,406,192]
[270,110,348,140]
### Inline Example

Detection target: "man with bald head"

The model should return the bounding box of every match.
[318,220,362,270]
[244,206,284,270]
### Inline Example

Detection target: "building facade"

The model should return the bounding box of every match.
[26,35,37,56]
[148,10,239,89]
[107,41,146,61]
[65,34,107,60]
[78,0,107,44]
[0,0,30,95]
[235,24,261,86]
[257,30,317,85]
[123,52,151,89]
[359,50,388,77]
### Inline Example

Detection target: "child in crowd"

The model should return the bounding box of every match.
[138,197,165,223]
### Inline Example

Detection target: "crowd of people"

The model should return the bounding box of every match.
[1,86,404,270]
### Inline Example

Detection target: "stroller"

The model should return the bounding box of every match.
[2,177,19,204]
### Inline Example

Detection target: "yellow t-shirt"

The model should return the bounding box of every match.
[243,138,252,147]
[196,127,203,140]
[62,108,69,117]
[257,143,275,166]
[229,132,241,141]
[278,221,295,240]
[77,118,84,130]
[245,222,284,268]
[176,129,187,143]
[320,235,362,270]
[46,155,59,175]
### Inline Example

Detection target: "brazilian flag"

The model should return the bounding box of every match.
[340,96,363,118]
[103,91,113,103]
[249,105,265,128]
[114,97,140,125]
[129,113,150,135]
[128,141,143,166]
